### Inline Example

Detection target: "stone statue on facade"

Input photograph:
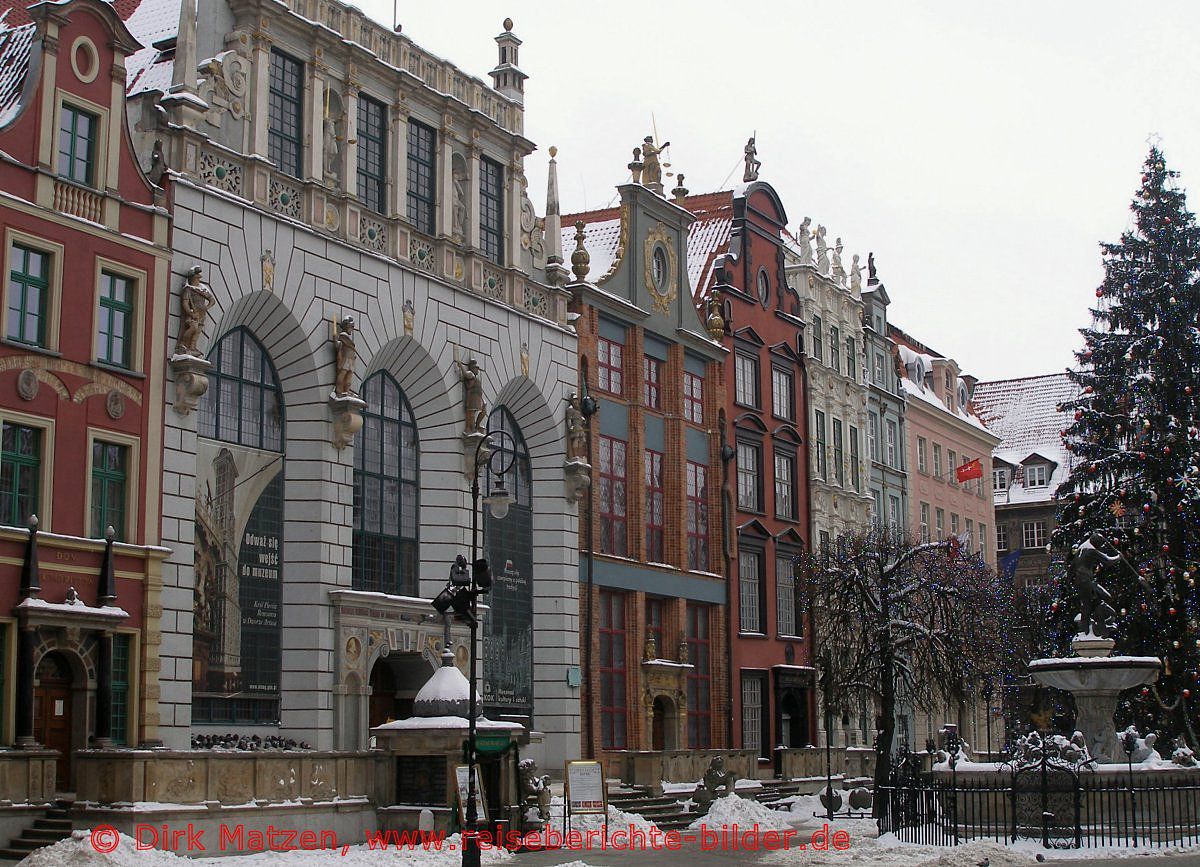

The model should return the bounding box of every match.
[452,157,469,241]
[850,253,863,292]
[867,252,877,283]
[831,238,846,281]
[175,267,215,357]
[332,316,358,397]
[705,289,726,340]
[323,113,340,179]
[456,358,486,433]
[814,225,829,274]
[641,136,669,190]
[742,136,761,183]
[565,392,588,461]
[795,217,812,263]
[1070,532,1121,636]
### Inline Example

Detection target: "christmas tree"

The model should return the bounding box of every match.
[1055,146,1200,745]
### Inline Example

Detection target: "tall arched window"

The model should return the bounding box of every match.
[193,328,285,724]
[353,372,419,595]
[483,406,533,721]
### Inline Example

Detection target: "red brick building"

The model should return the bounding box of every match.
[564,156,729,761]
[686,183,815,767]
[0,0,170,789]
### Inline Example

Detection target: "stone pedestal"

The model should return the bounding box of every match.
[1028,635,1161,763]
[462,430,489,480]
[563,458,591,504]
[169,354,211,415]
[329,393,366,449]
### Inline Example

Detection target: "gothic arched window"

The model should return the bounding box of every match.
[353,371,419,595]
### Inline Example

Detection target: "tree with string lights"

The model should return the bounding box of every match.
[1055,145,1200,745]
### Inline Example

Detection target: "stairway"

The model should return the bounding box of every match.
[0,801,74,861]
[607,784,695,831]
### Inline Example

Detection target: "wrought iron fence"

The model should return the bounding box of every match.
[879,776,1200,849]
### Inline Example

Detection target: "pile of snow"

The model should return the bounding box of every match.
[23,831,182,867]
[689,793,797,832]
[545,794,659,833]
[762,836,1036,865]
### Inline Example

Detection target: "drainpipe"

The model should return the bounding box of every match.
[718,409,735,749]
[580,356,597,760]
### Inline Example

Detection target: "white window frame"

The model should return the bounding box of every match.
[1025,464,1049,488]
[1023,520,1047,549]
[738,549,763,633]
[993,467,1008,492]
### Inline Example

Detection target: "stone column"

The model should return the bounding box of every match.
[249,35,272,159]
[15,626,37,747]
[389,101,408,220]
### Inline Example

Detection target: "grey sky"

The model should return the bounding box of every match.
[359,0,1200,381]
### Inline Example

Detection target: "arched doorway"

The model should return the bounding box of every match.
[651,695,677,751]
[779,690,809,748]
[368,658,398,729]
[34,652,75,790]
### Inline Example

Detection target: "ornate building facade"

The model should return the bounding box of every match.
[860,262,908,531]
[0,0,171,788]
[563,147,728,759]
[685,177,815,769]
[123,0,582,765]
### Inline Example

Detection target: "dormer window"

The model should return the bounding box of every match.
[58,104,97,186]
[1025,464,1048,488]
[993,466,1008,492]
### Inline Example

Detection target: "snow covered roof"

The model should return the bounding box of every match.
[891,336,994,436]
[0,14,33,127]
[561,188,732,296]
[973,372,1079,506]
[122,0,180,97]
[411,650,472,718]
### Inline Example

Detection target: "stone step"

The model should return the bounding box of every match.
[3,838,48,852]
[22,827,70,843]
[33,818,72,832]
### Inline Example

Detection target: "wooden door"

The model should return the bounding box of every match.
[34,653,74,790]
[368,659,396,728]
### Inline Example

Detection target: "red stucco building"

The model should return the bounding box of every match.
[0,0,170,790]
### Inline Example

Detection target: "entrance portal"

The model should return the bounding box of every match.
[651,696,677,751]
[779,690,809,748]
[34,652,74,790]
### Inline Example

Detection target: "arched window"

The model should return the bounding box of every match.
[482,406,533,721]
[193,327,284,725]
[353,371,419,595]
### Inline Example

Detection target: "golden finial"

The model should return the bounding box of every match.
[549,145,557,159]
[571,220,590,282]
[503,17,513,31]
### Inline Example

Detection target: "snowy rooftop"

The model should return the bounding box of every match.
[561,188,733,297]
[973,372,1079,506]
[0,13,33,127]
[890,333,993,436]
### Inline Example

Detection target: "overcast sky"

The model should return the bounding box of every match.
[357,0,1200,381]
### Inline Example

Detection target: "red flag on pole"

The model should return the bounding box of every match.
[955,457,983,483]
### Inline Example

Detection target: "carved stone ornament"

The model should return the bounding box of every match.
[329,392,365,450]
[402,299,415,336]
[520,342,530,377]
[170,354,211,416]
[261,250,275,291]
[174,267,215,358]
[16,368,38,401]
[331,315,359,398]
[105,389,125,420]
[197,50,251,128]
[643,223,678,314]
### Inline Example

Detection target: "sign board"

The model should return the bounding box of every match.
[565,760,606,815]
[474,734,510,754]
[454,765,488,825]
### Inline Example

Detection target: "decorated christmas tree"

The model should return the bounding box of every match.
[1055,146,1200,744]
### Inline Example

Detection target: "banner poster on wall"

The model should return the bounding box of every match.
[483,506,534,720]
[191,438,283,722]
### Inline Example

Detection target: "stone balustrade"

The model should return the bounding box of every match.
[600,749,761,792]
[0,750,58,804]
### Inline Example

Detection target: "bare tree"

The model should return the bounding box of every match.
[801,526,1017,812]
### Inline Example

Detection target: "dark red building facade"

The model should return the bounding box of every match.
[687,183,815,767]
[0,0,170,788]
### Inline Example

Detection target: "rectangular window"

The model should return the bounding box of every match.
[599,590,627,749]
[683,371,704,424]
[888,495,900,528]
[58,104,97,186]
[996,523,1008,552]
[980,524,988,557]
[110,633,130,745]
[948,450,958,486]
[917,437,928,474]
[0,422,40,526]
[872,488,883,522]
[886,420,898,469]
[742,673,766,759]
[736,442,761,512]
[1025,464,1048,487]
[832,418,844,486]
[644,449,664,563]
[935,507,945,539]
[811,315,823,362]
[686,462,708,571]
[846,338,856,382]
[774,450,796,520]
[598,436,627,556]
[814,410,827,480]
[97,271,134,368]
[597,336,624,396]
[406,119,437,235]
[771,367,795,420]
[1023,520,1047,549]
[819,529,830,551]
[920,502,931,542]
[849,426,861,492]
[7,243,50,347]
[645,597,664,653]
[356,94,387,214]
[868,412,879,462]
[642,355,661,409]
[951,513,960,536]
[738,549,763,632]
[830,326,841,373]
[735,353,759,407]
[686,604,711,748]
[873,352,884,385]
[966,518,974,551]
[479,156,504,265]
[267,50,304,178]
[933,444,943,479]
[776,552,800,637]
[90,441,128,540]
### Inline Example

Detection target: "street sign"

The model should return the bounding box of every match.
[473,734,510,754]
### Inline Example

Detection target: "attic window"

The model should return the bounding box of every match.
[993,467,1008,492]
[1025,464,1048,488]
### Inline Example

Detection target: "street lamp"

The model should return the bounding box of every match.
[434,426,516,867]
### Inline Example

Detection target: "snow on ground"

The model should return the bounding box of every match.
[688,792,798,832]
[22,830,515,866]
[545,794,659,833]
